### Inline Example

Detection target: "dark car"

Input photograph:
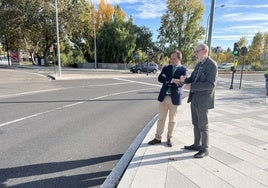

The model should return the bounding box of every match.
[130,62,158,74]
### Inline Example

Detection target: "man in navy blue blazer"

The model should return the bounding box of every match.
[148,50,187,147]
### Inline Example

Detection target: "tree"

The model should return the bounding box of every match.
[132,25,153,51]
[263,32,268,50]
[157,0,205,64]
[98,0,115,23]
[66,1,95,62]
[210,50,233,64]
[68,0,128,63]
[94,2,153,64]
[0,0,89,64]
[248,32,263,67]
[238,36,248,47]
[0,0,154,66]
[97,19,136,63]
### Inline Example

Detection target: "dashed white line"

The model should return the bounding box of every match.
[0,80,159,128]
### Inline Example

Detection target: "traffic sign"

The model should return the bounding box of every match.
[240,46,248,56]
[234,56,238,67]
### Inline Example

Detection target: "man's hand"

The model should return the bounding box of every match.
[180,75,186,82]
[172,79,183,86]
[171,75,186,86]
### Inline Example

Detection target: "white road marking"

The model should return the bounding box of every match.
[114,78,161,87]
[0,80,158,128]
[0,82,129,99]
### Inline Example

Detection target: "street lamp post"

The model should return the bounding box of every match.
[204,14,210,45]
[205,4,225,45]
[93,19,97,69]
[207,0,215,56]
[55,0,62,76]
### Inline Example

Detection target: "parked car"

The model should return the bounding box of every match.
[130,62,158,74]
[218,63,234,70]
[0,56,8,65]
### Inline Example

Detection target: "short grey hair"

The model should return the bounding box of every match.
[197,44,209,52]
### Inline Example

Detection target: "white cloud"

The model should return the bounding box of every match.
[228,25,262,29]
[222,13,268,22]
[131,0,166,19]
[91,0,166,19]
[213,34,254,41]
[226,4,268,8]
[218,25,268,33]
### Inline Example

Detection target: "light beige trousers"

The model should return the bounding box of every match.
[155,96,178,140]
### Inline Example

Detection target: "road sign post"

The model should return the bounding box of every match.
[146,47,153,76]
[230,57,238,89]
[239,47,248,89]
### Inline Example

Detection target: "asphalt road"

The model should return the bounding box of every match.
[0,68,161,187]
[0,67,265,188]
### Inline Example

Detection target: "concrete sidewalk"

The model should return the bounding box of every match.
[116,87,268,188]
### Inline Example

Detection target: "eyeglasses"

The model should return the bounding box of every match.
[194,49,204,53]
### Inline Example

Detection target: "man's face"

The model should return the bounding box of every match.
[170,53,180,66]
[194,46,207,62]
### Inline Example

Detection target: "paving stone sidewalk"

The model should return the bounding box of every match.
[118,87,268,188]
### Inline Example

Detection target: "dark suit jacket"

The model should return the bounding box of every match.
[184,57,218,109]
[158,64,187,105]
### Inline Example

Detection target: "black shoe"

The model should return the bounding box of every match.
[148,138,161,145]
[194,150,208,158]
[167,138,173,147]
[184,144,201,151]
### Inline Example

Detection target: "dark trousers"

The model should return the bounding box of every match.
[190,102,209,150]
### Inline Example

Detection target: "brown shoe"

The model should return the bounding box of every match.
[148,138,161,145]
[167,138,173,147]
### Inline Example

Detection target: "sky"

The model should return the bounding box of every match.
[91,0,268,50]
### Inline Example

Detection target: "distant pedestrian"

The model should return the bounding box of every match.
[265,69,268,96]
[183,44,218,158]
[148,50,187,147]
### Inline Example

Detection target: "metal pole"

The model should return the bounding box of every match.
[207,0,216,56]
[53,44,56,75]
[230,71,235,89]
[55,0,61,76]
[93,20,97,69]
[239,56,245,89]
[205,5,225,44]
[205,15,210,44]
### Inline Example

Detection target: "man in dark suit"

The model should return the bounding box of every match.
[184,44,218,158]
[148,50,187,147]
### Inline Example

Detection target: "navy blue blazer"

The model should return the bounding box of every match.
[158,64,187,105]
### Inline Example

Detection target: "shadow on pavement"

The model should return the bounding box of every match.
[0,154,122,188]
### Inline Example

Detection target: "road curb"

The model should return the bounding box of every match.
[101,114,159,188]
